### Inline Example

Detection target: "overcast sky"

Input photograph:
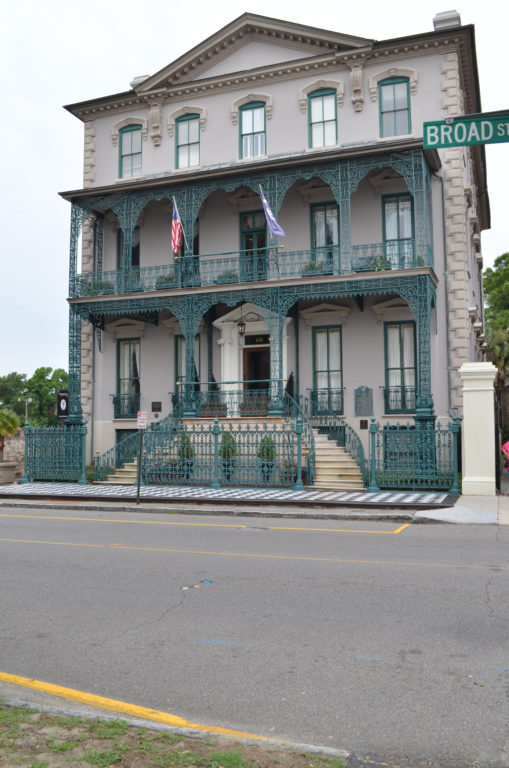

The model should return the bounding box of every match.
[1,0,507,377]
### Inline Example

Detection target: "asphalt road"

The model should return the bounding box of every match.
[0,505,508,765]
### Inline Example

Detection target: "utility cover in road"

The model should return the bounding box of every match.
[423,112,509,148]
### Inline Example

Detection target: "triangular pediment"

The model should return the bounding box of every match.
[136,13,373,92]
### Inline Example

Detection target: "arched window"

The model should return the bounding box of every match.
[379,78,411,137]
[119,124,142,178]
[176,113,200,169]
[308,89,337,148]
[239,102,266,159]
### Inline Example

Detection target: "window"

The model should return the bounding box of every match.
[312,327,343,413]
[176,114,200,168]
[383,194,414,268]
[384,322,416,413]
[175,336,200,387]
[379,78,411,137]
[116,339,140,418]
[240,211,267,281]
[311,203,339,273]
[119,125,142,178]
[308,89,337,148]
[116,226,140,269]
[240,102,265,159]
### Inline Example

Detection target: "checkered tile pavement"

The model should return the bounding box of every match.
[0,482,450,507]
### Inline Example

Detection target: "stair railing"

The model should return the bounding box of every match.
[283,392,315,485]
[93,409,182,483]
[296,394,368,486]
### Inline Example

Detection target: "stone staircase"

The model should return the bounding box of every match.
[313,429,364,490]
[100,459,138,485]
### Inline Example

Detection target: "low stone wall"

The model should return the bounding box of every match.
[3,429,24,481]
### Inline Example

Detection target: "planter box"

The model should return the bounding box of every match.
[0,461,17,485]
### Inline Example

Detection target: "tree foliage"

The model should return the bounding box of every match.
[484,253,509,378]
[0,367,69,426]
[484,252,509,332]
[0,409,21,461]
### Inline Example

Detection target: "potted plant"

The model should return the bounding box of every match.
[214,270,239,284]
[257,435,275,483]
[219,432,237,482]
[155,273,175,289]
[0,409,20,484]
[177,433,195,481]
[280,459,297,484]
[302,261,327,276]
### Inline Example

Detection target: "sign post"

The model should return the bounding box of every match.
[136,410,147,504]
[424,112,509,149]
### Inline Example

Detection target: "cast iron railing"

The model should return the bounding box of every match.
[283,393,315,486]
[22,424,87,484]
[94,409,181,482]
[308,387,344,415]
[171,380,275,417]
[383,385,416,413]
[368,415,461,492]
[298,393,368,486]
[71,239,430,297]
[142,420,304,488]
[112,392,141,419]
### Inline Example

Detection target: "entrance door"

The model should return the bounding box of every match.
[242,346,270,415]
[240,212,267,281]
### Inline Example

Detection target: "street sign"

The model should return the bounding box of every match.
[137,410,147,429]
[424,113,509,149]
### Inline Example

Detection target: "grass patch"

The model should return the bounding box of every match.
[0,702,347,767]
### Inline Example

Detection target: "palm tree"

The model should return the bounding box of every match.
[0,409,20,462]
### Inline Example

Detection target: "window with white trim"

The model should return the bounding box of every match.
[379,78,411,137]
[176,114,200,168]
[119,125,142,178]
[240,102,266,159]
[308,89,337,148]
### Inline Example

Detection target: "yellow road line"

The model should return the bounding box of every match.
[0,671,274,742]
[0,513,409,535]
[0,537,506,570]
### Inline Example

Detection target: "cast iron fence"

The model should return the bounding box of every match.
[22,424,87,484]
[368,416,461,492]
[142,419,307,488]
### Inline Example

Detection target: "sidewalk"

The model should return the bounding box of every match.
[0,479,507,523]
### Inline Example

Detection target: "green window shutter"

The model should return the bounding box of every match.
[308,89,337,148]
[379,78,411,138]
[119,125,142,178]
[176,114,200,169]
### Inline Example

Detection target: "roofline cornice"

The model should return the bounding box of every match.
[64,25,477,122]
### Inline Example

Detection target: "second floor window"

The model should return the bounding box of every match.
[379,78,411,137]
[240,102,265,159]
[311,203,339,272]
[309,89,337,148]
[383,194,414,268]
[119,125,142,178]
[116,226,140,269]
[176,114,200,168]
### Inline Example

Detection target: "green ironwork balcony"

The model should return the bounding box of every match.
[71,240,431,298]
[383,385,416,413]
[308,388,344,415]
[172,380,274,417]
[112,392,141,419]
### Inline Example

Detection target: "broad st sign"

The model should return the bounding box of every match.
[424,113,509,149]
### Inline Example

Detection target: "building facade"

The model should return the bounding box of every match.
[61,11,488,487]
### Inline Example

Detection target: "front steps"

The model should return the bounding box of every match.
[99,459,138,485]
[96,421,366,490]
[313,430,364,490]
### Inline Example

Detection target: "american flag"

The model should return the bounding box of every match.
[171,201,183,254]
